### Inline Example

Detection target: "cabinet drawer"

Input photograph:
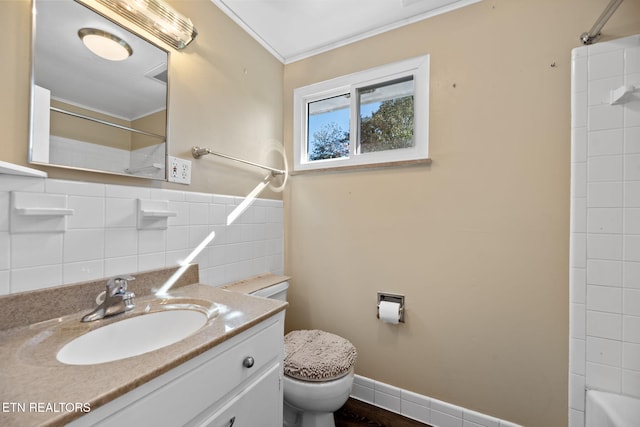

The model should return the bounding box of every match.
[199,364,281,427]
[84,315,284,427]
[195,317,283,402]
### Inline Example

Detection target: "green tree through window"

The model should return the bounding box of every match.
[309,96,414,160]
[360,96,414,153]
[309,122,349,160]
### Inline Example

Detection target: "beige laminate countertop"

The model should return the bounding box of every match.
[0,270,288,427]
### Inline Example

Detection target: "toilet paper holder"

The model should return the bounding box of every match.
[377,292,405,323]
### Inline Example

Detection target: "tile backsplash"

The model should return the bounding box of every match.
[0,174,283,295]
[570,34,640,426]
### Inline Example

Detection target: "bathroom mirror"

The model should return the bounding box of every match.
[30,0,168,180]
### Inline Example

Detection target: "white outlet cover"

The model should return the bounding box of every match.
[168,156,192,185]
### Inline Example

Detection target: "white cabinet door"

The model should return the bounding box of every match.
[201,364,282,427]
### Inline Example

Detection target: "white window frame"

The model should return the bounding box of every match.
[293,55,429,172]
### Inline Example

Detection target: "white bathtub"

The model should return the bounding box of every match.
[586,390,640,427]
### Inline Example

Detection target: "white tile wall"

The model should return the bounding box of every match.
[570,34,640,427]
[0,175,283,294]
[48,137,165,180]
[351,375,520,427]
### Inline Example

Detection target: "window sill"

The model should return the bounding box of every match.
[290,158,432,175]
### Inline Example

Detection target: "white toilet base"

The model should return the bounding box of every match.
[282,369,354,427]
[283,401,336,427]
[301,411,336,427]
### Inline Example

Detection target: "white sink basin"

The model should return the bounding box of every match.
[56,309,208,365]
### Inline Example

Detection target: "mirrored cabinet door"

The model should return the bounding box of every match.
[30,0,169,180]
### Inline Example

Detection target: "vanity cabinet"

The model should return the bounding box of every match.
[68,312,284,427]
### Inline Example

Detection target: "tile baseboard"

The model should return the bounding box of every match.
[351,375,521,427]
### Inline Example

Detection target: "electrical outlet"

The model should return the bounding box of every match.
[168,156,192,184]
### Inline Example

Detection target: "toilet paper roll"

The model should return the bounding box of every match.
[379,301,401,324]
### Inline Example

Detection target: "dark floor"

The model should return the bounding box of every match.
[334,398,431,427]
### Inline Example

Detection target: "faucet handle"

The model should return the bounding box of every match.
[106,275,135,295]
[123,291,136,311]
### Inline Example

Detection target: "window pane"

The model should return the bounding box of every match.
[358,77,414,153]
[307,94,350,161]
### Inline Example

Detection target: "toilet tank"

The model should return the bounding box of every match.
[251,281,289,301]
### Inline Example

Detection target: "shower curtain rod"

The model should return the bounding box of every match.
[581,0,623,45]
[191,146,286,176]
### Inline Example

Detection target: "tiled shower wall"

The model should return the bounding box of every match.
[569,34,640,426]
[0,174,284,295]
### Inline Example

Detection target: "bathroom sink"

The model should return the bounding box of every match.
[56,309,209,365]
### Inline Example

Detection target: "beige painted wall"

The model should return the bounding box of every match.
[0,0,284,198]
[132,110,167,150]
[50,100,134,150]
[282,1,640,426]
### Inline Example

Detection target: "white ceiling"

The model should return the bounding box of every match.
[211,0,481,63]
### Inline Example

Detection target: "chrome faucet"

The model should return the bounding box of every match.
[82,276,136,322]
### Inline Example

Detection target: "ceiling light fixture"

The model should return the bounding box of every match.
[78,28,133,61]
[94,0,198,50]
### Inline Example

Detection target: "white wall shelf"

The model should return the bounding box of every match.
[14,207,74,216]
[140,210,178,218]
[10,191,73,233]
[0,160,47,178]
[137,199,177,229]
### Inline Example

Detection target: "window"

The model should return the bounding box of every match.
[293,55,429,172]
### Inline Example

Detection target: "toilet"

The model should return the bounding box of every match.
[248,280,357,427]
[281,329,356,427]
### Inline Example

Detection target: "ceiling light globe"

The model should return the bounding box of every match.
[79,28,132,61]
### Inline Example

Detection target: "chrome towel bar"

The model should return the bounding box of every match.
[191,146,286,176]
